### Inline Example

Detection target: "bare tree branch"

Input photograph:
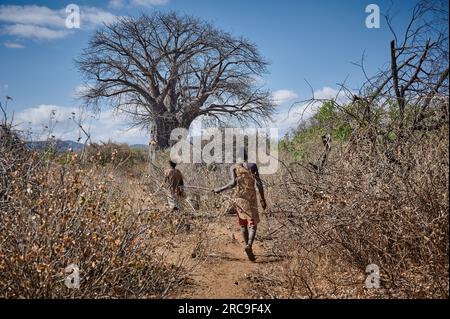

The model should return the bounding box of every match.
[77,12,274,147]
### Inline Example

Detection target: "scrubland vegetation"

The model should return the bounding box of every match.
[1,90,448,298]
[0,1,448,299]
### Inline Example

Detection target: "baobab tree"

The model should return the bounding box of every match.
[77,12,274,147]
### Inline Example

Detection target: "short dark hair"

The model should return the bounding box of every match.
[169,160,177,168]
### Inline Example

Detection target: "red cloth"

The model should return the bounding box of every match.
[238,215,257,228]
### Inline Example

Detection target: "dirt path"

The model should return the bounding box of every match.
[139,185,277,299]
[166,216,275,299]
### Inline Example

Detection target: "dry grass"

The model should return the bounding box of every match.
[249,125,449,298]
[0,125,189,298]
[1,110,448,299]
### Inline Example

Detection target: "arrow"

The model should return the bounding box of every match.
[183,185,211,191]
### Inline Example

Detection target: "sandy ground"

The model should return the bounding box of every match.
[162,213,281,299]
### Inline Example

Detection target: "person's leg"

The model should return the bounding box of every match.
[167,195,176,211]
[238,215,249,244]
[248,224,257,247]
[237,208,256,261]
[245,220,257,261]
[241,226,249,245]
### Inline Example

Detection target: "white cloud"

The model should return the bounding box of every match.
[15,104,147,144]
[272,89,299,105]
[0,5,65,28]
[313,86,338,99]
[107,0,170,9]
[4,24,70,40]
[131,0,170,6]
[272,86,351,135]
[312,86,350,105]
[81,7,117,28]
[4,41,25,48]
[0,5,116,41]
[72,84,94,98]
[16,105,77,127]
[108,0,126,9]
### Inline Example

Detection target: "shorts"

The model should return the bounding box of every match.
[238,215,257,228]
[233,198,259,227]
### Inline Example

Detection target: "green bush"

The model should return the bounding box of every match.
[282,101,353,162]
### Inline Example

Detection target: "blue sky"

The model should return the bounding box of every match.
[0,0,423,144]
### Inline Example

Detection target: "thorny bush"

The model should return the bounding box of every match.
[0,124,186,298]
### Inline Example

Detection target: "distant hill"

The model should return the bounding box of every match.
[27,140,84,153]
[129,144,147,150]
[27,141,148,153]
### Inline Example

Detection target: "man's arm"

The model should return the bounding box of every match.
[177,173,186,197]
[214,166,237,194]
[178,172,184,186]
[251,165,267,209]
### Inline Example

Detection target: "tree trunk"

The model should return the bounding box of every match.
[154,116,192,149]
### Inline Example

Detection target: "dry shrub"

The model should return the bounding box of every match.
[0,125,186,298]
[85,141,146,170]
[253,124,448,298]
[145,149,232,214]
